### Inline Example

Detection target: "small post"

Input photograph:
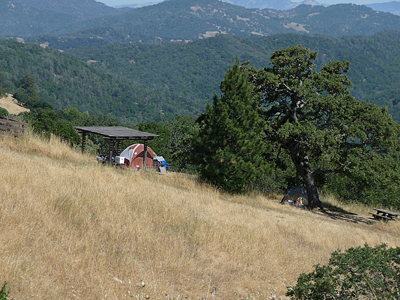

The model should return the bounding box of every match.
[143,140,148,171]
[82,133,87,154]
[117,140,121,156]
[108,139,114,164]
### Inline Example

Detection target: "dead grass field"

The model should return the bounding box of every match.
[0,94,30,115]
[1,132,400,299]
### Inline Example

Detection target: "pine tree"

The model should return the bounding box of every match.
[14,73,40,108]
[192,59,272,193]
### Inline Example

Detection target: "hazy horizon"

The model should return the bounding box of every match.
[96,0,397,7]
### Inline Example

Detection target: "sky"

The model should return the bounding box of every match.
[96,0,394,7]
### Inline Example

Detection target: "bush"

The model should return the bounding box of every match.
[0,107,8,118]
[0,282,12,300]
[286,244,400,299]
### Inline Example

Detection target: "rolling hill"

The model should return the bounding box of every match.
[20,0,400,50]
[66,31,400,124]
[3,31,400,124]
[0,0,125,38]
[0,40,202,123]
[1,130,400,299]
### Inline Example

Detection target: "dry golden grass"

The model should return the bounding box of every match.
[0,94,30,115]
[1,132,400,299]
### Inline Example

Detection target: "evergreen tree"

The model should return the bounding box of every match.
[0,71,5,98]
[192,59,272,193]
[14,73,40,107]
[0,108,9,118]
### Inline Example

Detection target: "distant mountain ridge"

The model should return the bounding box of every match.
[0,0,124,37]
[222,0,320,10]
[10,0,121,19]
[105,0,400,16]
[115,0,321,10]
[366,1,400,16]
[225,0,400,16]
[22,0,400,51]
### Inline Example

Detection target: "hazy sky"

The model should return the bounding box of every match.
[96,0,393,7]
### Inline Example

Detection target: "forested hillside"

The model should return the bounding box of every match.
[67,31,400,123]
[224,0,299,10]
[26,0,400,50]
[2,31,400,124]
[0,0,124,38]
[0,40,201,124]
[10,0,121,19]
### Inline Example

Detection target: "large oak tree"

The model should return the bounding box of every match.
[246,45,400,209]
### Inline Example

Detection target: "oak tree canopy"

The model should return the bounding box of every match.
[245,45,400,208]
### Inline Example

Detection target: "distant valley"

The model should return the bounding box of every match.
[118,0,400,15]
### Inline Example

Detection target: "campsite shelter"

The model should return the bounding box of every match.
[74,126,158,169]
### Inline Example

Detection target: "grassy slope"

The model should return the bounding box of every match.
[1,132,400,299]
[0,94,30,115]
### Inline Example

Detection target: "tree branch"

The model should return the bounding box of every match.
[313,162,352,176]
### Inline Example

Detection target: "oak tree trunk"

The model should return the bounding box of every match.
[290,146,323,209]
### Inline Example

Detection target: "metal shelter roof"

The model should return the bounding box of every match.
[74,126,158,140]
[74,126,159,167]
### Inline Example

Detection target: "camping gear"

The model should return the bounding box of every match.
[118,144,157,169]
[153,156,166,168]
[114,156,125,164]
[281,187,308,206]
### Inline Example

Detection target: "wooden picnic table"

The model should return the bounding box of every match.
[369,208,400,222]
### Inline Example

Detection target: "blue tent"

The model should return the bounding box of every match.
[281,187,308,206]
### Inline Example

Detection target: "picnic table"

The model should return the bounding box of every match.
[369,208,400,222]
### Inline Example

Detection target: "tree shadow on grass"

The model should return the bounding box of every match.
[311,202,373,225]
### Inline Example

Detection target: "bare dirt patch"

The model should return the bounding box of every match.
[283,22,310,33]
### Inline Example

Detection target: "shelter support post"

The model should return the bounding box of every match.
[82,133,87,154]
[117,141,121,156]
[108,139,115,164]
[143,140,148,171]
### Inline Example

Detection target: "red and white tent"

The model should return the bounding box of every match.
[119,144,157,169]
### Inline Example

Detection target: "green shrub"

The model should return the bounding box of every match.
[286,244,400,299]
[0,107,8,118]
[0,282,12,300]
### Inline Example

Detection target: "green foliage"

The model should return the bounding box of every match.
[246,45,400,208]
[0,69,5,98]
[22,106,123,149]
[0,40,195,124]
[66,31,400,125]
[23,109,79,145]
[13,72,52,111]
[3,31,400,126]
[192,59,273,193]
[286,244,400,299]
[0,282,12,300]
[0,107,8,118]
